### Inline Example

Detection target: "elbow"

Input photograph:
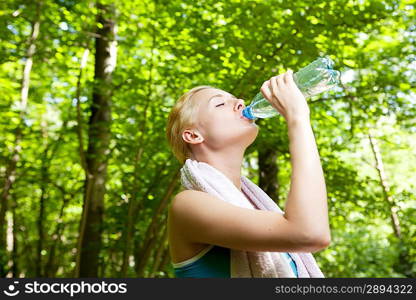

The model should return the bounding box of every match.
[311,233,331,252]
[316,234,331,248]
[302,231,331,252]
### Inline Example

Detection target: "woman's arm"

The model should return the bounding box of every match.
[285,118,330,243]
[260,70,330,244]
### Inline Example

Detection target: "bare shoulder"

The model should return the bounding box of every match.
[168,190,207,222]
[168,189,219,222]
[170,189,207,207]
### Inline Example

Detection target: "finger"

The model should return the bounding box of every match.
[283,70,292,84]
[272,96,285,114]
[262,80,284,114]
[260,81,272,99]
[270,77,285,112]
[270,76,279,97]
[276,73,285,88]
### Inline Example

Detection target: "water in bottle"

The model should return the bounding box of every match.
[242,56,341,120]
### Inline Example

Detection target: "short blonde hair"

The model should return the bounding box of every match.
[166,85,216,165]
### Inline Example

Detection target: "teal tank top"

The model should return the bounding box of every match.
[172,244,298,278]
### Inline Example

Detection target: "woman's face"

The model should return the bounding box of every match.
[184,88,259,152]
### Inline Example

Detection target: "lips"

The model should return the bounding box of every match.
[240,114,254,122]
[237,103,255,122]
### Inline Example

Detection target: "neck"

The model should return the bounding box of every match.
[192,148,244,192]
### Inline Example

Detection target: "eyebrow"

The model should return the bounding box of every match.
[208,93,236,103]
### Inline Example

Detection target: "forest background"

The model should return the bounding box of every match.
[0,0,415,278]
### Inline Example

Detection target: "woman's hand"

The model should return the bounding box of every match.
[260,70,310,124]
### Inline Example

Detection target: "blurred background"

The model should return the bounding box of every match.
[0,0,415,278]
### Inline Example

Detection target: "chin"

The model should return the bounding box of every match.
[242,125,259,146]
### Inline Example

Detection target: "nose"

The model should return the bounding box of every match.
[234,99,245,112]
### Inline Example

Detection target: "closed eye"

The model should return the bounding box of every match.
[215,103,225,107]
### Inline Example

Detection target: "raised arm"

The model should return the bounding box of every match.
[260,70,330,243]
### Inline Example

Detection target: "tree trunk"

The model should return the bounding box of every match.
[149,222,168,277]
[44,184,73,277]
[119,158,171,276]
[75,3,117,277]
[119,148,144,277]
[11,197,17,277]
[368,132,402,239]
[159,246,172,278]
[0,2,41,277]
[36,123,49,277]
[134,169,180,277]
[258,146,280,206]
[134,233,157,278]
[75,48,90,172]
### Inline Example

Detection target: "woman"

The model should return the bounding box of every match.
[165,70,330,278]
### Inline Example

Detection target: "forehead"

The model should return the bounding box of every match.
[193,88,231,103]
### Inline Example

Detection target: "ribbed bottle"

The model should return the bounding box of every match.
[242,56,341,120]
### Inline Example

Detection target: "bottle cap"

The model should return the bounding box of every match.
[242,106,256,120]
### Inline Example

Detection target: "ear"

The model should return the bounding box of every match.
[182,129,204,145]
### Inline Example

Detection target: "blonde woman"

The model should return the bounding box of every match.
[165,70,330,278]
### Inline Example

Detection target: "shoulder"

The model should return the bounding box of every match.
[168,190,211,235]
[168,189,224,225]
[176,189,205,198]
[170,190,208,212]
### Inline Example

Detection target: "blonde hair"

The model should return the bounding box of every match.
[166,85,217,165]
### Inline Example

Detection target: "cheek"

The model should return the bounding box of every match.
[200,111,246,140]
[203,119,222,138]
[201,111,224,126]
[200,117,226,141]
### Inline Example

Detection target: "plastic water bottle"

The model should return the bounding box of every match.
[242,56,341,120]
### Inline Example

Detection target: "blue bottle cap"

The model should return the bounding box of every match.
[242,106,256,120]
